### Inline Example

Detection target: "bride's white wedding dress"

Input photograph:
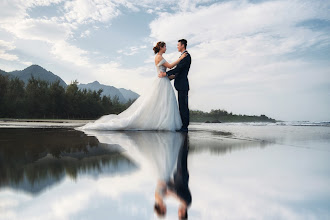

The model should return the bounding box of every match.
[78,58,182,131]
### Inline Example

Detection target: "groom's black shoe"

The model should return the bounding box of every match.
[176,127,188,132]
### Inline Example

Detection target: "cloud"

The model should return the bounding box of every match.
[51,41,91,67]
[118,45,148,56]
[0,40,18,61]
[0,0,151,72]
[80,30,91,38]
[0,40,16,51]
[94,62,154,93]
[21,61,33,66]
[63,0,121,24]
[0,52,18,61]
[1,18,72,43]
[0,0,64,24]
[150,0,330,45]
[149,0,330,120]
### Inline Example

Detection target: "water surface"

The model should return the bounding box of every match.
[0,124,329,219]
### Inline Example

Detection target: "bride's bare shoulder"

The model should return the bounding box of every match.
[155,54,163,64]
[155,54,163,60]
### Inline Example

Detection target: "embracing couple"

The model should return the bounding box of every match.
[78,39,191,132]
[154,133,191,219]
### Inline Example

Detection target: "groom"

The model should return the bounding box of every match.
[166,133,191,219]
[159,39,191,132]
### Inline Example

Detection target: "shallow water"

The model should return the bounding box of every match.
[0,124,329,220]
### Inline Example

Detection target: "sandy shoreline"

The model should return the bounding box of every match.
[0,119,93,128]
[0,118,93,123]
[0,119,328,128]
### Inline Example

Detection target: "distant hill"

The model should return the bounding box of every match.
[119,88,140,101]
[0,65,140,104]
[0,65,67,87]
[78,81,126,103]
[78,81,139,103]
[0,69,7,75]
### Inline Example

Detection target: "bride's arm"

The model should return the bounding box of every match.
[162,53,187,69]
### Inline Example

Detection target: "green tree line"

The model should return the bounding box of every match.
[190,109,276,122]
[0,75,135,119]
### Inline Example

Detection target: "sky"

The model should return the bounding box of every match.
[0,0,329,122]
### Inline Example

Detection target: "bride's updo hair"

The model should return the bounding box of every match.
[153,41,166,54]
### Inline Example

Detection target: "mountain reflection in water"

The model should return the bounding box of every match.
[0,128,135,195]
[0,128,267,196]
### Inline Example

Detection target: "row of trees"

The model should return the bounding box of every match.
[0,75,135,119]
[0,74,275,122]
[190,109,276,122]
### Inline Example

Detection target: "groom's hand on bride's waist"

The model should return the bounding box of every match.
[158,72,167,78]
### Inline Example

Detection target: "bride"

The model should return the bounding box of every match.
[77,41,186,131]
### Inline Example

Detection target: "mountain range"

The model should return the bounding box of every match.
[78,81,139,103]
[0,64,139,103]
[0,65,67,87]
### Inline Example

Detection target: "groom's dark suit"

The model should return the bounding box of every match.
[167,51,191,130]
[167,134,191,206]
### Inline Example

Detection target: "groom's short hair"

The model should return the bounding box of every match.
[178,39,187,49]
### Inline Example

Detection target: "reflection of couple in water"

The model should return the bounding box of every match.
[154,134,191,219]
[79,130,191,219]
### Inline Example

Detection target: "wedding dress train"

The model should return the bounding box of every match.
[77,59,182,131]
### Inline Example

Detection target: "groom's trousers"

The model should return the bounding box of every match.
[178,90,189,129]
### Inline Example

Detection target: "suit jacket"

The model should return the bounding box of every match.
[167,52,191,91]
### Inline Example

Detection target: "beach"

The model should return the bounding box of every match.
[0,122,329,219]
